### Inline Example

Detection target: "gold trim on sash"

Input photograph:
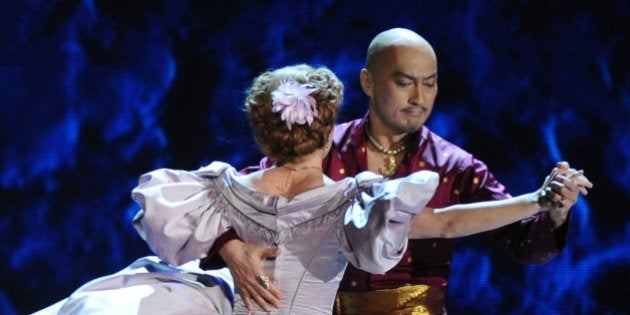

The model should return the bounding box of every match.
[334,284,446,315]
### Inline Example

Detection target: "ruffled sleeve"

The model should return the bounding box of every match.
[340,170,439,274]
[131,162,233,266]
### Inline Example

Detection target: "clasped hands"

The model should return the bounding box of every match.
[536,161,593,228]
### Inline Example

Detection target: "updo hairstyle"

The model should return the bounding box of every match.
[245,64,344,163]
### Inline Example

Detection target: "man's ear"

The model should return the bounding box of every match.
[359,68,373,97]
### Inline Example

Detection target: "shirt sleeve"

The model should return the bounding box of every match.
[340,170,439,274]
[131,162,233,266]
[460,157,568,264]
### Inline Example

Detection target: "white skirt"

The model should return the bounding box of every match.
[32,256,233,315]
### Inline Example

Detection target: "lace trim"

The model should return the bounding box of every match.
[227,198,353,246]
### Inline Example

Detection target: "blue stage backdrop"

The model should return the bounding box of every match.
[1,1,629,314]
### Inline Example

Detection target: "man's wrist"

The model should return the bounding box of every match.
[199,228,240,270]
[550,210,570,229]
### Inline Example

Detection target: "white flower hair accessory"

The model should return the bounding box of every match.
[271,79,319,130]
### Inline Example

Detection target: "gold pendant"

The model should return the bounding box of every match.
[381,154,397,178]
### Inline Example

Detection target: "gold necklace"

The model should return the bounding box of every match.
[365,126,408,178]
[278,165,322,192]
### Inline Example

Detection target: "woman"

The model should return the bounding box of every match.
[131,64,439,314]
[37,64,437,315]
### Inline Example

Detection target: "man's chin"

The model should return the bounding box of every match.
[397,120,425,134]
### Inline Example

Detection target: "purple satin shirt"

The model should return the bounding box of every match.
[252,114,567,292]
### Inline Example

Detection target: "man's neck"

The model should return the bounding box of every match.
[366,118,410,150]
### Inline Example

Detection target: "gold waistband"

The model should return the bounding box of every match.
[334,284,446,315]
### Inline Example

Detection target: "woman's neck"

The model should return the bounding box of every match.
[277,150,323,169]
[275,152,324,197]
[244,150,325,198]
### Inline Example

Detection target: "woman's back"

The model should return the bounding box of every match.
[201,163,437,314]
[228,173,353,314]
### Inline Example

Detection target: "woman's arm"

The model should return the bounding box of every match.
[409,192,540,239]
[132,163,232,266]
[409,167,592,239]
[341,170,438,273]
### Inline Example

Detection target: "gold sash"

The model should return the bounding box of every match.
[334,284,446,315]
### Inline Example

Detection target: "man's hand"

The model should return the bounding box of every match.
[219,238,283,311]
[540,161,593,228]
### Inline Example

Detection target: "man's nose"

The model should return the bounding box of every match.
[409,85,424,106]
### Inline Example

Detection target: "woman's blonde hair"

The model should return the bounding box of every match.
[245,64,343,162]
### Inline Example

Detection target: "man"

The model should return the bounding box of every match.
[212,28,587,313]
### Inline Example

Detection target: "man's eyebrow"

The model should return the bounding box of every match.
[392,71,418,82]
[423,72,438,80]
[392,71,437,81]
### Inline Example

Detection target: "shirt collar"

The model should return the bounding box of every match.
[347,112,370,150]
[349,111,428,152]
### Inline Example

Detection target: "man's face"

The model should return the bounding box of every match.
[362,45,438,135]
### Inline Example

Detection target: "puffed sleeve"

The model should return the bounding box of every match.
[340,170,439,274]
[131,162,233,266]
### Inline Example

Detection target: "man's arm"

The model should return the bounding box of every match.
[491,162,591,264]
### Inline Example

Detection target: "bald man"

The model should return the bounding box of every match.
[215,28,583,314]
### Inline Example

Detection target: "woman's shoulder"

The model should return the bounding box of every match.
[195,161,237,178]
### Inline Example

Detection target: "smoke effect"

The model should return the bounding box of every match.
[1,1,628,314]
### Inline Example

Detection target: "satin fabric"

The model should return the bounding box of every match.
[33,256,234,315]
[36,161,438,314]
[133,161,438,314]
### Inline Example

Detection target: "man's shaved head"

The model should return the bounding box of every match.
[365,28,436,72]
